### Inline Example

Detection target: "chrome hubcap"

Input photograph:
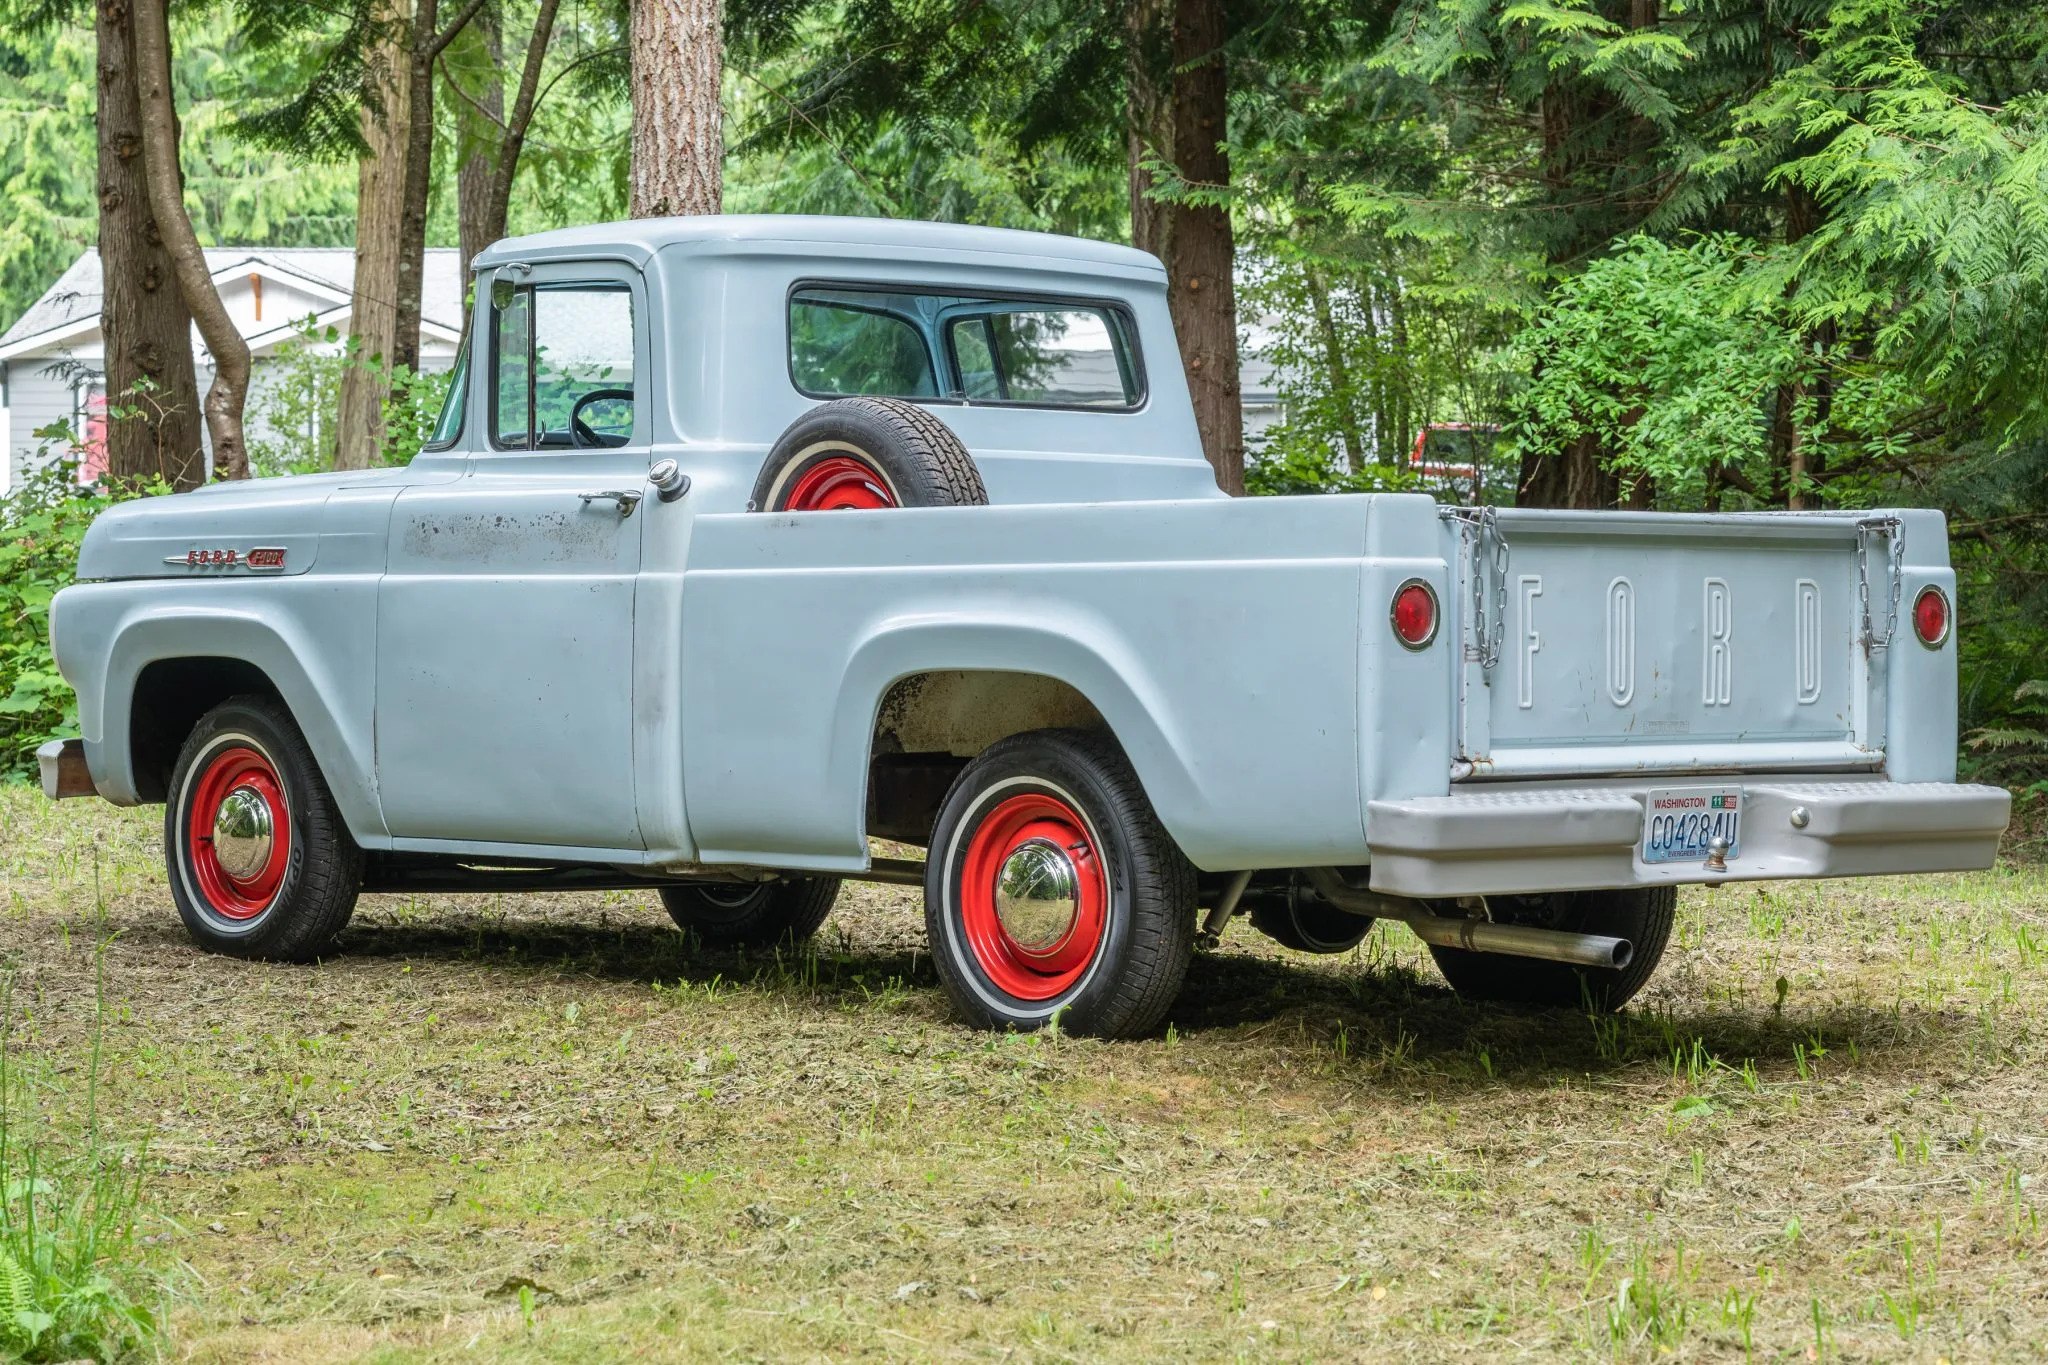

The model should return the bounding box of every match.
[994,838,1080,951]
[212,784,275,880]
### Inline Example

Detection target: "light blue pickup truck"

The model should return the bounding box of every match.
[42,216,2009,1038]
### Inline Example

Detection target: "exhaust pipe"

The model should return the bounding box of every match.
[1302,868,1632,971]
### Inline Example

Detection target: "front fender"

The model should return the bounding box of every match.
[56,582,385,842]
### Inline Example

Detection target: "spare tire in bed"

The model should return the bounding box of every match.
[751,396,988,511]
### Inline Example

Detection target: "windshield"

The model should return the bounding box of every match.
[422,333,470,450]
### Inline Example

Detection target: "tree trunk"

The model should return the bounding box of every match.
[396,0,442,376]
[630,0,723,218]
[1361,279,1386,464]
[1165,0,1242,495]
[337,0,412,472]
[452,4,503,271]
[95,0,203,491]
[1302,267,1362,474]
[1773,182,1829,510]
[131,0,249,480]
[1124,0,1172,262]
[482,0,565,247]
[392,0,486,377]
[1387,279,1411,469]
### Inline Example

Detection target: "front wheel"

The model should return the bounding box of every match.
[165,696,362,961]
[660,877,840,948]
[925,729,1196,1038]
[1426,887,1676,1011]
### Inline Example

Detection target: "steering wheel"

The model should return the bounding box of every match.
[570,388,635,448]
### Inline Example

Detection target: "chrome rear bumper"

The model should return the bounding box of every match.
[1365,778,2010,897]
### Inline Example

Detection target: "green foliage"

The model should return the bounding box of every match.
[1713,0,2048,448]
[1505,235,1806,505]
[0,19,93,330]
[1965,679,2048,801]
[242,318,454,473]
[383,363,455,466]
[0,446,163,780]
[0,968,160,1364]
[0,10,360,327]
[246,317,353,476]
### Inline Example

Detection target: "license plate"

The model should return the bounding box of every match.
[1641,787,1743,865]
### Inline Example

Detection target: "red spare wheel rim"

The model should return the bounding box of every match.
[959,791,1109,1000]
[781,453,898,511]
[186,745,291,920]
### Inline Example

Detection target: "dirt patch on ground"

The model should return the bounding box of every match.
[2,787,2043,1360]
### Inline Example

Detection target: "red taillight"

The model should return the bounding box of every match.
[1912,585,1950,647]
[1391,579,1439,649]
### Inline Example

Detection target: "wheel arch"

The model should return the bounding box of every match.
[835,619,1201,853]
[95,613,384,841]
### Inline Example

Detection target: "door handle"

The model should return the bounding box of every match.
[578,489,642,518]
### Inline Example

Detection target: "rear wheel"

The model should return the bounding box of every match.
[1426,887,1676,1011]
[926,729,1195,1038]
[165,696,362,961]
[660,877,840,948]
[752,397,987,511]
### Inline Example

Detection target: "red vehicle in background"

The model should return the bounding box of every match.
[1408,422,1498,504]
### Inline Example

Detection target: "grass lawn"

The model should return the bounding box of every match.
[1,784,2043,1361]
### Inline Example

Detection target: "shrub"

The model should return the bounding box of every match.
[0,440,166,781]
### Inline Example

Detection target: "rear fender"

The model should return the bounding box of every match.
[831,615,1197,843]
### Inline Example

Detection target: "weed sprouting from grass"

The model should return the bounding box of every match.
[1875,1227,1930,1341]
[2007,1166,2040,1246]
[1587,1009,1623,1063]
[1720,1285,1757,1360]
[1601,1240,1694,1352]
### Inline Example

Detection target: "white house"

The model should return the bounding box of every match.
[0,247,465,491]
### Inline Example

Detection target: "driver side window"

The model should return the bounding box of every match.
[490,281,636,450]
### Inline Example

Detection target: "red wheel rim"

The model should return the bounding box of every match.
[958,791,1108,1001]
[186,745,291,920]
[781,454,898,511]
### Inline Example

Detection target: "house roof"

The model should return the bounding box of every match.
[0,247,467,358]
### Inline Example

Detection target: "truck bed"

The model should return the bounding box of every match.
[675,494,1987,889]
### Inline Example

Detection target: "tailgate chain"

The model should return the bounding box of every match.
[1856,515,1905,651]
[1442,506,1509,670]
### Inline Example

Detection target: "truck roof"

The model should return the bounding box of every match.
[471,214,1165,278]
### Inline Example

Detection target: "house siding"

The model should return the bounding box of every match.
[5,360,88,489]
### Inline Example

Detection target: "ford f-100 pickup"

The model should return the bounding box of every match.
[40,215,2011,1037]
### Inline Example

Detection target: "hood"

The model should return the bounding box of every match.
[74,468,414,581]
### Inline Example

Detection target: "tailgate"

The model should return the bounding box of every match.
[1446,509,1905,780]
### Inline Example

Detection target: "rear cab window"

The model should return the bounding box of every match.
[789,285,1144,410]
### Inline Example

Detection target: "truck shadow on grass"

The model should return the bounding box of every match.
[315,900,1970,1092]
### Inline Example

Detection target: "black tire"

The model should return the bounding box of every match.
[751,397,987,511]
[165,695,362,961]
[1248,883,1373,954]
[1426,887,1677,1011]
[926,729,1196,1039]
[660,877,840,948]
